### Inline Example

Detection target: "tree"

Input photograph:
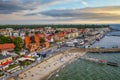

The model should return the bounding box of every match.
[55,30,61,33]
[13,37,23,54]
[0,35,6,44]
[39,37,46,44]
[0,35,13,44]
[5,37,13,43]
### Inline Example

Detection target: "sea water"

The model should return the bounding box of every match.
[48,53,120,80]
[48,24,120,80]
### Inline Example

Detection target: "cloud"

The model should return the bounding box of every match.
[0,0,89,14]
[0,0,119,24]
[0,0,58,14]
[40,6,120,21]
[0,0,23,14]
[80,0,89,7]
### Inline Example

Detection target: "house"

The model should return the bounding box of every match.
[11,31,20,37]
[19,31,25,39]
[58,31,65,40]
[65,31,79,39]
[44,41,50,48]
[24,34,40,53]
[54,31,65,41]
[0,55,13,70]
[0,29,10,37]
[29,43,38,53]
[24,35,31,49]
[0,43,15,51]
[0,43,15,69]
[46,35,54,42]
[34,34,40,46]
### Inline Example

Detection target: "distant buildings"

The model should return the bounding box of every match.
[0,27,80,52]
[0,27,80,54]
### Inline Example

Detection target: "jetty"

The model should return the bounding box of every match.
[80,57,118,67]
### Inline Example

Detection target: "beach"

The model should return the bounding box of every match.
[18,51,86,80]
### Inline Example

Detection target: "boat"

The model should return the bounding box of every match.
[98,60,107,64]
[107,62,118,67]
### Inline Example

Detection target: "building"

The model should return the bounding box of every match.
[0,43,15,52]
[0,43,15,69]
[54,31,65,41]
[44,41,50,48]
[24,35,31,49]
[0,29,11,37]
[0,55,13,70]
[24,33,40,53]
[34,34,40,46]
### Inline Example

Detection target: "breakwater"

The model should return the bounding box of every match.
[70,48,120,53]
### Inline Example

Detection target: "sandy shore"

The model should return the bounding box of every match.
[18,51,86,80]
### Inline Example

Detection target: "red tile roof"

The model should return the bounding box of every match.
[1,61,12,67]
[0,43,15,50]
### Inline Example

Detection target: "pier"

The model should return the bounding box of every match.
[80,57,118,67]
[70,48,120,53]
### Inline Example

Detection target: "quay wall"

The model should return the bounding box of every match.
[70,48,120,53]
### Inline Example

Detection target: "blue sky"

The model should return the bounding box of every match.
[0,0,120,24]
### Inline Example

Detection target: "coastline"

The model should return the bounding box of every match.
[18,51,86,80]
[46,55,78,80]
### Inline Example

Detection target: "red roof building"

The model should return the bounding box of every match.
[0,43,15,51]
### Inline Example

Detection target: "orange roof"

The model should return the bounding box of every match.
[0,43,15,50]
[80,30,86,33]
[57,32,65,37]
[25,36,31,43]
[34,34,40,44]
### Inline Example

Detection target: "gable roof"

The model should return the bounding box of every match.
[0,43,15,51]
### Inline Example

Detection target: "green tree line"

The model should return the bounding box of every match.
[0,24,110,29]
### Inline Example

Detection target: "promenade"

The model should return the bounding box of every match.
[17,51,86,80]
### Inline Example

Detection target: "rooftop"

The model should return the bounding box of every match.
[0,43,15,51]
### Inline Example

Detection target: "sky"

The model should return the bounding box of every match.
[0,0,120,24]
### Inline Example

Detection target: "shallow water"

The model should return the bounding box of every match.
[48,53,120,80]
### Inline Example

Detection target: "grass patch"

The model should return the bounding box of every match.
[6,64,19,70]
[19,60,33,66]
